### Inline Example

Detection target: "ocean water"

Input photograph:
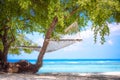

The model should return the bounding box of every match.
[8,59,120,73]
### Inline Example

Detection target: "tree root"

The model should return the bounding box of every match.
[0,60,38,73]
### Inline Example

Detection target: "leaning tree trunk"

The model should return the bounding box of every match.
[0,17,58,73]
[35,16,58,72]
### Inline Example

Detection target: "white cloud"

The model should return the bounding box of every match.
[63,43,83,52]
[107,40,113,45]
[79,23,120,39]
[35,38,44,46]
[63,29,93,40]
[61,23,120,51]
[34,23,119,52]
[109,23,120,32]
[80,30,93,39]
[108,23,120,36]
[74,23,120,40]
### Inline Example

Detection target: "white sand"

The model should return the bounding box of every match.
[0,72,120,80]
[72,72,120,76]
[100,72,120,76]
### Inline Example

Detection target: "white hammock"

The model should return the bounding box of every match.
[46,39,82,52]
[16,39,82,52]
[15,22,82,53]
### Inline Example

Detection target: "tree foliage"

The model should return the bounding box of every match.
[0,0,120,55]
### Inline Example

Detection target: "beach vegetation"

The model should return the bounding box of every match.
[0,0,120,73]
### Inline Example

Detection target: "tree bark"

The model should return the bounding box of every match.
[2,26,9,63]
[0,26,9,71]
[35,8,78,70]
[0,16,58,73]
[0,25,15,68]
[0,17,56,73]
[35,16,58,72]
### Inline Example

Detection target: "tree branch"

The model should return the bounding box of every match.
[2,26,12,49]
[7,29,15,47]
[2,26,8,45]
[70,7,80,17]
[0,28,3,32]
[65,7,80,19]
[0,34,2,39]
[36,16,58,68]
[35,5,80,72]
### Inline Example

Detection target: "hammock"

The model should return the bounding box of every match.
[15,22,82,53]
[16,39,82,52]
[46,39,82,52]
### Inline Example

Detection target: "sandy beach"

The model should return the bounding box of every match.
[0,72,120,80]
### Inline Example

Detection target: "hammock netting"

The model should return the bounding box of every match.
[16,39,82,53]
[13,22,82,53]
[46,39,82,52]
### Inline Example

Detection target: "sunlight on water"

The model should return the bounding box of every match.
[39,64,120,73]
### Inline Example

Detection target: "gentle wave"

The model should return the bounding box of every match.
[8,59,120,65]
[8,59,120,73]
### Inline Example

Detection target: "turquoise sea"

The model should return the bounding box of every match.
[8,59,120,73]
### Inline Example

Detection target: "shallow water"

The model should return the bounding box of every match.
[8,59,120,73]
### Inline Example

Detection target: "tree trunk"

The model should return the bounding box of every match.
[0,50,3,69]
[0,51,8,71]
[0,26,10,71]
[2,47,9,63]
[35,16,58,72]
[0,41,9,71]
[0,16,58,73]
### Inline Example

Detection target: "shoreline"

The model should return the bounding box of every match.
[0,72,120,80]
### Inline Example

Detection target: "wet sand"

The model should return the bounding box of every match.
[0,72,120,80]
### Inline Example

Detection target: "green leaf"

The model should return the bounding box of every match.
[0,0,120,55]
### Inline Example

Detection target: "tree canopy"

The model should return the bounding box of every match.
[0,0,120,55]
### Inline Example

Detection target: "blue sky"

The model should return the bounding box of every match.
[8,23,120,60]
